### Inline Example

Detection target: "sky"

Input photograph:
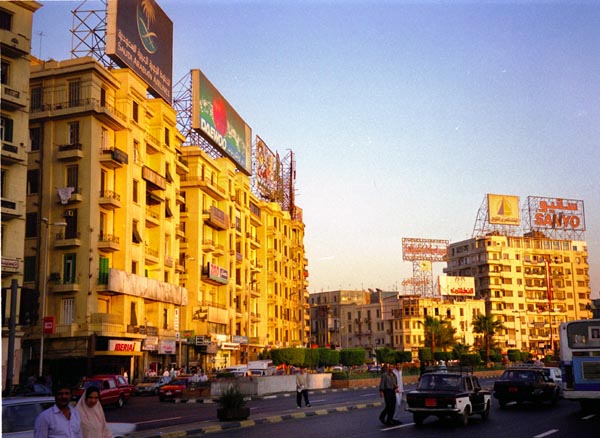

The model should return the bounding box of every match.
[31,0,599,297]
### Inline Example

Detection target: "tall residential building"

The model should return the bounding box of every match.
[25,56,187,384]
[1,0,42,392]
[310,290,485,360]
[445,233,592,356]
[179,146,308,372]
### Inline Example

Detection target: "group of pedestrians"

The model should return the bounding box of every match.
[378,362,404,426]
[33,385,110,438]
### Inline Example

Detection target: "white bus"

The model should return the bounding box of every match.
[559,319,600,409]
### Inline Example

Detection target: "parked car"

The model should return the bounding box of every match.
[72,375,134,408]
[158,377,209,402]
[493,367,560,408]
[2,396,136,438]
[10,383,53,397]
[135,375,171,396]
[406,368,492,426]
[540,367,564,396]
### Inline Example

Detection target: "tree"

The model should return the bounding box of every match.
[421,316,457,353]
[472,314,505,365]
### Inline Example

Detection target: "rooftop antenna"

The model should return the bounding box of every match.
[36,31,46,59]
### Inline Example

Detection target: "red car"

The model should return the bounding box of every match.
[72,375,134,408]
[158,377,193,402]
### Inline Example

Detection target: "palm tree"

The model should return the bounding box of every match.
[421,316,456,354]
[472,314,505,365]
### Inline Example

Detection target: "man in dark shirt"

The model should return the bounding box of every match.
[378,364,399,426]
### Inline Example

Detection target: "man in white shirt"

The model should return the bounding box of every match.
[34,386,82,438]
[392,362,404,423]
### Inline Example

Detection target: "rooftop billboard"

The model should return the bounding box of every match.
[528,196,586,231]
[106,0,173,103]
[255,136,281,201]
[402,238,449,262]
[191,69,252,175]
[487,194,520,226]
[438,276,475,297]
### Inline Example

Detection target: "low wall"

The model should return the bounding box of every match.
[211,373,333,397]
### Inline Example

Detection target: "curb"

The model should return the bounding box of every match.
[131,401,384,438]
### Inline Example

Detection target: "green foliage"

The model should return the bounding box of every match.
[396,350,413,363]
[304,348,320,369]
[507,349,521,362]
[340,348,366,367]
[489,352,502,362]
[421,316,458,352]
[520,351,532,362]
[459,353,482,366]
[452,343,471,359]
[270,348,304,366]
[418,348,432,362]
[433,351,453,362]
[472,314,506,365]
[374,347,396,365]
[219,385,246,409]
[318,348,339,367]
[258,348,271,360]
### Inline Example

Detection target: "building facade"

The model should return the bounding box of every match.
[445,233,592,356]
[1,0,42,392]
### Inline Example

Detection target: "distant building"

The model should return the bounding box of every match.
[445,233,592,356]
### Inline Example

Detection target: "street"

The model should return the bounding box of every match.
[104,378,599,438]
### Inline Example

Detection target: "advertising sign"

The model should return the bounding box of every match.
[402,238,449,262]
[438,276,476,297]
[487,194,520,226]
[43,316,55,334]
[158,339,176,354]
[528,196,586,231]
[207,262,229,285]
[255,136,281,201]
[108,340,141,352]
[106,0,173,103]
[190,69,252,174]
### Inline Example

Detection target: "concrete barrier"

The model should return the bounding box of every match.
[211,373,333,397]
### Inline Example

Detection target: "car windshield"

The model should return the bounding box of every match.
[83,380,103,389]
[418,374,461,390]
[501,370,537,381]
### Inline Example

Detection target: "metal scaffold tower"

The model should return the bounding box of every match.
[70,0,114,68]
[472,195,522,238]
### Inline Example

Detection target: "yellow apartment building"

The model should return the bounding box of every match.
[445,233,592,356]
[310,290,485,360]
[1,0,42,392]
[24,56,187,384]
[179,146,309,371]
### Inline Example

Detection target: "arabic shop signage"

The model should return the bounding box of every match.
[528,196,585,231]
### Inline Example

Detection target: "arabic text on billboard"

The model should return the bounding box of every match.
[402,238,449,262]
[106,0,173,103]
[528,196,586,231]
[438,276,476,297]
[190,69,252,174]
[487,194,520,226]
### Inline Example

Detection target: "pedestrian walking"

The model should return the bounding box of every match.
[34,385,82,438]
[296,367,311,408]
[76,386,111,438]
[378,364,399,426]
[392,362,404,423]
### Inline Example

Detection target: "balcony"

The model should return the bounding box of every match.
[142,166,166,191]
[202,239,215,252]
[99,190,121,209]
[30,98,126,130]
[54,231,82,248]
[1,141,26,164]
[180,175,226,200]
[51,281,81,294]
[89,312,125,335]
[98,233,120,252]
[164,255,174,268]
[145,206,160,227]
[57,143,83,161]
[145,246,159,264]
[203,206,229,230]
[0,29,30,57]
[175,224,185,239]
[175,155,189,175]
[0,197,24,219]
[100,146,128,169]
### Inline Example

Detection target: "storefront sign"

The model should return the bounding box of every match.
[142,337,158,351]
[159,339,176,354]
[109,340,141,352]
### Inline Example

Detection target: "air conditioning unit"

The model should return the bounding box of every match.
[64,210,75,217]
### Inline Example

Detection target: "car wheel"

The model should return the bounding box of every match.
[499,399,507,409]
[117,395,125,408]
[413,413,425,426]
[550,389,559,406]
[481,401,491,420]
[459,405,470,426]
[154,388,159,396]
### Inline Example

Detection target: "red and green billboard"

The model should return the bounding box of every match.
[191,69,252,175]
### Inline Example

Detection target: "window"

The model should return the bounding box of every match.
[164,127,170,146]
[25,213,38,238]
[0,9,12,30]
[132,179,139,203]
[133,140,140,162]
[130,302,138,326]
[66,165,79,191]
[132,220,142,243]
[30,126,42,151]
[132,101,139,122]
[63,253,77,284]
[0,169,5,197]
[24,256,37,282]
[27,170,39,195]
[62,298,74,324]
[98,256,109,285]
[163,308,168,329]
[68,122,79,145]
[1,60,8,84]
[68,80,81,107]
[1,115,14,143]
[30,86,42,111]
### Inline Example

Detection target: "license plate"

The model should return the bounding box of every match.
[425,398,437,407]
[166,391,172,395]
[508,387,518,393]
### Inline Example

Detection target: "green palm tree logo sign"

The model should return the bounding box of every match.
[137,0,158,54]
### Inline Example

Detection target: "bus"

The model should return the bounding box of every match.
[559,319,600,409]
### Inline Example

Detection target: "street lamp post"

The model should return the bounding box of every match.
[39,218,66,378]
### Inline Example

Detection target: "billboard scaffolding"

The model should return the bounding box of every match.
[402,238,449,297]
[472,194,523,238]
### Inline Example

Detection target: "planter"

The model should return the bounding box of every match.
[217,407,251,421]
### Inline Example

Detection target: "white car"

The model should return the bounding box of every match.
[542,367,564,395]
[2,396,136,438]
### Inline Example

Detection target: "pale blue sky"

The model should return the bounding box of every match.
[33,0,599,297]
